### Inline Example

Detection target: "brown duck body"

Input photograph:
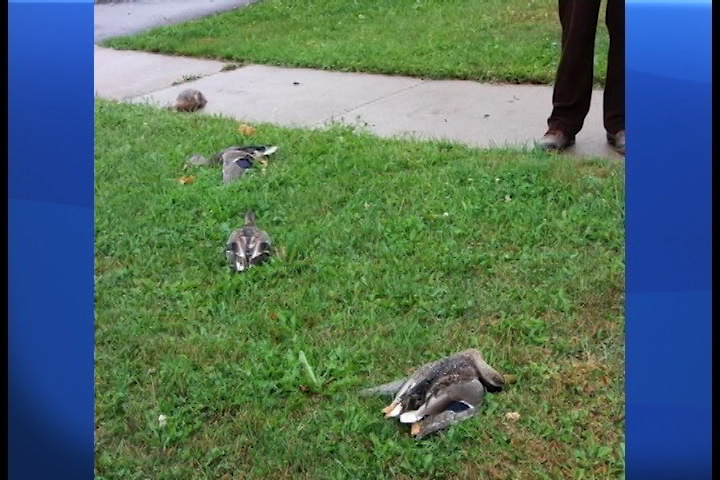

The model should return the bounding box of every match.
[173,89,207,112]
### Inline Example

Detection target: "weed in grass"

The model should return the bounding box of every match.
[171,74,204,86]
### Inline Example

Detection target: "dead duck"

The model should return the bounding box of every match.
[225,210,272,273]
[173,89,207,112]
[363,349,505,439]
[186,145,278,185]
[220,146,278,185]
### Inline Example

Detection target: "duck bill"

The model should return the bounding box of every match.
[410,422,423,436]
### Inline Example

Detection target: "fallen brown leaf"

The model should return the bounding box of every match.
[504,411,521,422]
[238,124,256,135]
[178,176,196,185]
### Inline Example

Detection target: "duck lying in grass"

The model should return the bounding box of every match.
[225,210,272,273]
[362,349,505,439]
[187,145,278,185]
[220,145,278,185]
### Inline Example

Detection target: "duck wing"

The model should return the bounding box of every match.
[383,356,463,417]
[222,158,248,185]
[382,361,439,417]
[399,378,485,424]
[248,228,272,266]
[412,403,481,440]
[222,149,265,184]
[241,145,278,157]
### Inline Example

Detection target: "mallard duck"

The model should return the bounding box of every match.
[173,88,207,112]
[220,146,278,185]
[185,146,278,185]
[363,349,505,439]
[225,210,272,272]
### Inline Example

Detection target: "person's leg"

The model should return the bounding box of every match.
[542,0,602,149]
[604,0,626,154]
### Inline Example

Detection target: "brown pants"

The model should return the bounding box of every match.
[547,0,625,136]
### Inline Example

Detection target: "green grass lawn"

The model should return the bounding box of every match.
[95,100,624,479]
[103,0,610,86]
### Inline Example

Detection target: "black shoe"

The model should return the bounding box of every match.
[538,129,576,151]
[607,130,625,155]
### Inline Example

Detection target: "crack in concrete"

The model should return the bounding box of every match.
[319,80,427,127]
[123,63,249,101]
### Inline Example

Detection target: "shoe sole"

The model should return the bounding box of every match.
[539,139,575,151]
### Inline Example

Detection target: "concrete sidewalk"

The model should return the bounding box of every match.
[94,46,619,159]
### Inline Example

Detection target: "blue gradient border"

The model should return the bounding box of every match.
[6,0,713,479]
[8,1,95,479]
[626,1,712,479]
